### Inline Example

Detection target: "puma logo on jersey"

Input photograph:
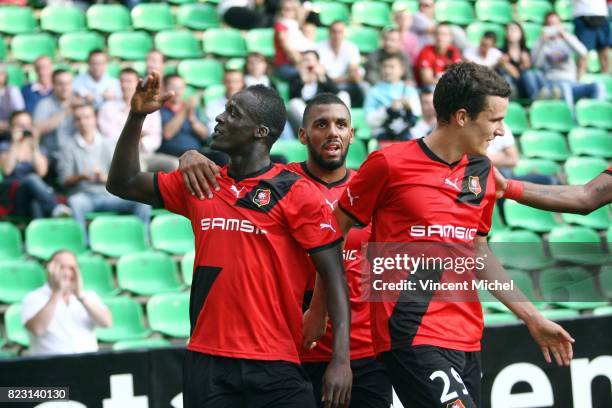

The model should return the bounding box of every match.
[347,188,359,206]
[320,222,337,233]
[444,178,461,191]
[325,199,338,211]
[230,185,246,198]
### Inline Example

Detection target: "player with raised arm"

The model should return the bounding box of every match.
[106,72,352,408]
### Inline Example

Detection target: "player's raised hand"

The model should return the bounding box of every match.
[322,358,352,408]
[527,317,575,366]
[178,150,221,199]
[131,71,173,115]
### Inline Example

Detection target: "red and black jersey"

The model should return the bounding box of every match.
[155,164,342,364]
[338,139,496,354]
[605,166,612,175]
[286,162,375,362]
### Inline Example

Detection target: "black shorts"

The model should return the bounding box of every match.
[183,351,316,408]
[302,357,392,408]
[381,346,481,408]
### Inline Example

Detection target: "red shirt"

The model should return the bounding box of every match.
[156,164,342,363]
[338,139,496,353]
[274,21,291,67]
[414,44,462,87]
[287,162,375,362]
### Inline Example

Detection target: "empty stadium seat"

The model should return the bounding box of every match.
[41,5,86,34]
[568,127,612,158]
[529,100,574,132]
[518,0,553,23]
[513,158,561,177]
[96,297,151,342]
[6,64,26,88]
[475,0,513,24]
[519,130,570,161]
[181,250,195,286]
[203,28,247,58]
[117,251,183,296]
[598,265,611,299]
[539,266,608,310]
[313,2,350,26]
[503,200,560,232]
[346,141,367,170]
[562,206,609,230]
[203,84,226,105]
[245,28,274,57]
[347,26,380,54]
[131,3,174,32]
[177,59,224,88]
[466,22,505,48]
[575,99,612,129]
[0,6,36,35]
[392,0,418,12]
[435,0,474,25]
[352,1,392,27]
[539,308,580,320]
[0,222,22,260]
[270,140,308,163]
[89,216,148,258]
[59,31,105,62]
[489,230,554,270]
[112,338,171,350]
[522,22,543,48]
[554,0,573,20]
[593,306,612,316]
[481,269,546,312]
[86,4,131,33]
[5,304,29,347]
[581,74,612,100]
[147,292,190,338]
[564,156,608,185]
[0,260,46,304]
[548,225,607,266]
[177,3,220,30]
[11,33,56,63]
[504,102,529,134]
[77,255,120,300]
[155,30,202,59]
[108,31,152,60]
[151,214,194,255]
[25,218,86,260]
[483,312,519,326]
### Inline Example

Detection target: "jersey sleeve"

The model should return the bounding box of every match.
[338,150,390,226]
[154,170,190,218]
[284,179,343,253]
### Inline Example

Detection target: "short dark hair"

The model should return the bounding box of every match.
[47,249,76,265]
[302,93,350,127]
[245,85,287,146]
[381,52,405,66]
[9,110,30,125]
[503,21,527,51]
[544,11,559,25]
[87,49,106,61]
[482,30,497,43]
[119,67,139,78]
[52,69,71,82]
[302,49,320,60]
[163,73,182,87]
[434,62,511,125]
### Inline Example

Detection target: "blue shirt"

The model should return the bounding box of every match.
[21,83,53,114]
[159,107,205,157]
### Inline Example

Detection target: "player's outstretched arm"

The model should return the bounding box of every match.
[333,206,357,237]
[310,245,352,408]
[494,167,611,215]
[177,149,221,199]
[106,72,173,206]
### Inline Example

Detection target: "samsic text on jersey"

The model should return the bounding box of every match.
[287,162,375,362]
[155,164,343,363]
[338,139,496,354]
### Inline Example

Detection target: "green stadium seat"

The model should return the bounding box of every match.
[483,311,519,326]
[86,4,131,33]
[575,99,612,129]
[315,27,330,43]
[41,6,85,34]
[581,74,612,101]
[504,102,529,135]
[178,59,223,88]
[554,0,573,21]
[89,216,148,258]
[0,260,46,304]
[273,80,290,103]
[203,84,226,105]
[529,100,574,132]
[503,200,560,232]
[490,204,507,234]
[587,50,601,73]
[518,0,553,23]
[270,140,308,163]
[177,3,219,30]
[564,156,608,185]
[475,0,512,24]
[108,31,152,61]
[77,255,119,300]
[351,107,372,139]
[548,225,607,266]
[522,22,543,49]
[117,251,183,296]
[313,2,350,26]
[0,6,36,35]
[131,3,174,32]
[11,33,56,63]
[568,127,612,158]
[539,308,580,320]
[181,250,195,286]
[466,22,505,48]
[151,214,194,255]
[346,141,367,170]
[561,207,610,230]
[599,265,612,299]
[203,28,247,58]
[519,130,570,161]
[608,225,612,251]
[392,0,418,12]
[151,208,171,217]
[0,222,22,260]
[113,337,171,350]
[5,304,29,347]
[539,266,608,310]
[155,30,201,59]
[593,306,612,316]
[59,31,105,62]
[0,36,5,61]
[481,269,545,312]
[96,297,151,342]
[352,1,392,27]
[6,65,26,88]
[147,292,190,338]
[489,230,554,270]
[25,218,86,260]
[245,28,274,57]
[0,349,17,359]
[435,0,474,25]
[347,26,380,54]
[513,158,561,177]
[169,0,197,4]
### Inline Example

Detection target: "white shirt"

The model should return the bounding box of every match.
[487,124,515,155]
[573,0,607,17]
[21,284,106,356]
[463,46,503,68]
[316,40,361,80]
[72,73,121,110]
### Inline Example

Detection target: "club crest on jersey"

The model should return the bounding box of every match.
[447,400,466,408]
[468,176,481,196]
[253,188,271,207]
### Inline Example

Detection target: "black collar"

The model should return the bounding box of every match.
[300,161,349,189]
[228,162,274,182]
[417,138,461,168]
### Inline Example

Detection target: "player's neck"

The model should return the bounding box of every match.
[305,159,347,185]
[425,129,465,165]
[228,152,272,181]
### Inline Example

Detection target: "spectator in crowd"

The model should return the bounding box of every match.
[365,27,414,85]
[287,50,341,132]
[21,56,54,114]
[316,20,365,107]
[146,50,165,75]
[464,31,503,68]
[532,12,605,108]
[22,249,112,356]
[412,0,436,49]
[57,103,151,241]
[206,70,246,134]
[409,86,437,139]
[98,68,177,173]
[364,53,421,140]
[218,0,274,30]
[0,63,25,136]
[33,70,79,162]
[414,23,462,87]
[273,0,313,80]
[160,74,208,157]
[394,9,420,63]
[0,111,71,218]
[573,0,609,75]
[72,50,121,110]
[498,22,549,100]
[244,52,273,88]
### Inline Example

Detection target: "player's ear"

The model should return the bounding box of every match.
[255,125,270,140]
[298,127,307,145]
[454,108,468,127]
